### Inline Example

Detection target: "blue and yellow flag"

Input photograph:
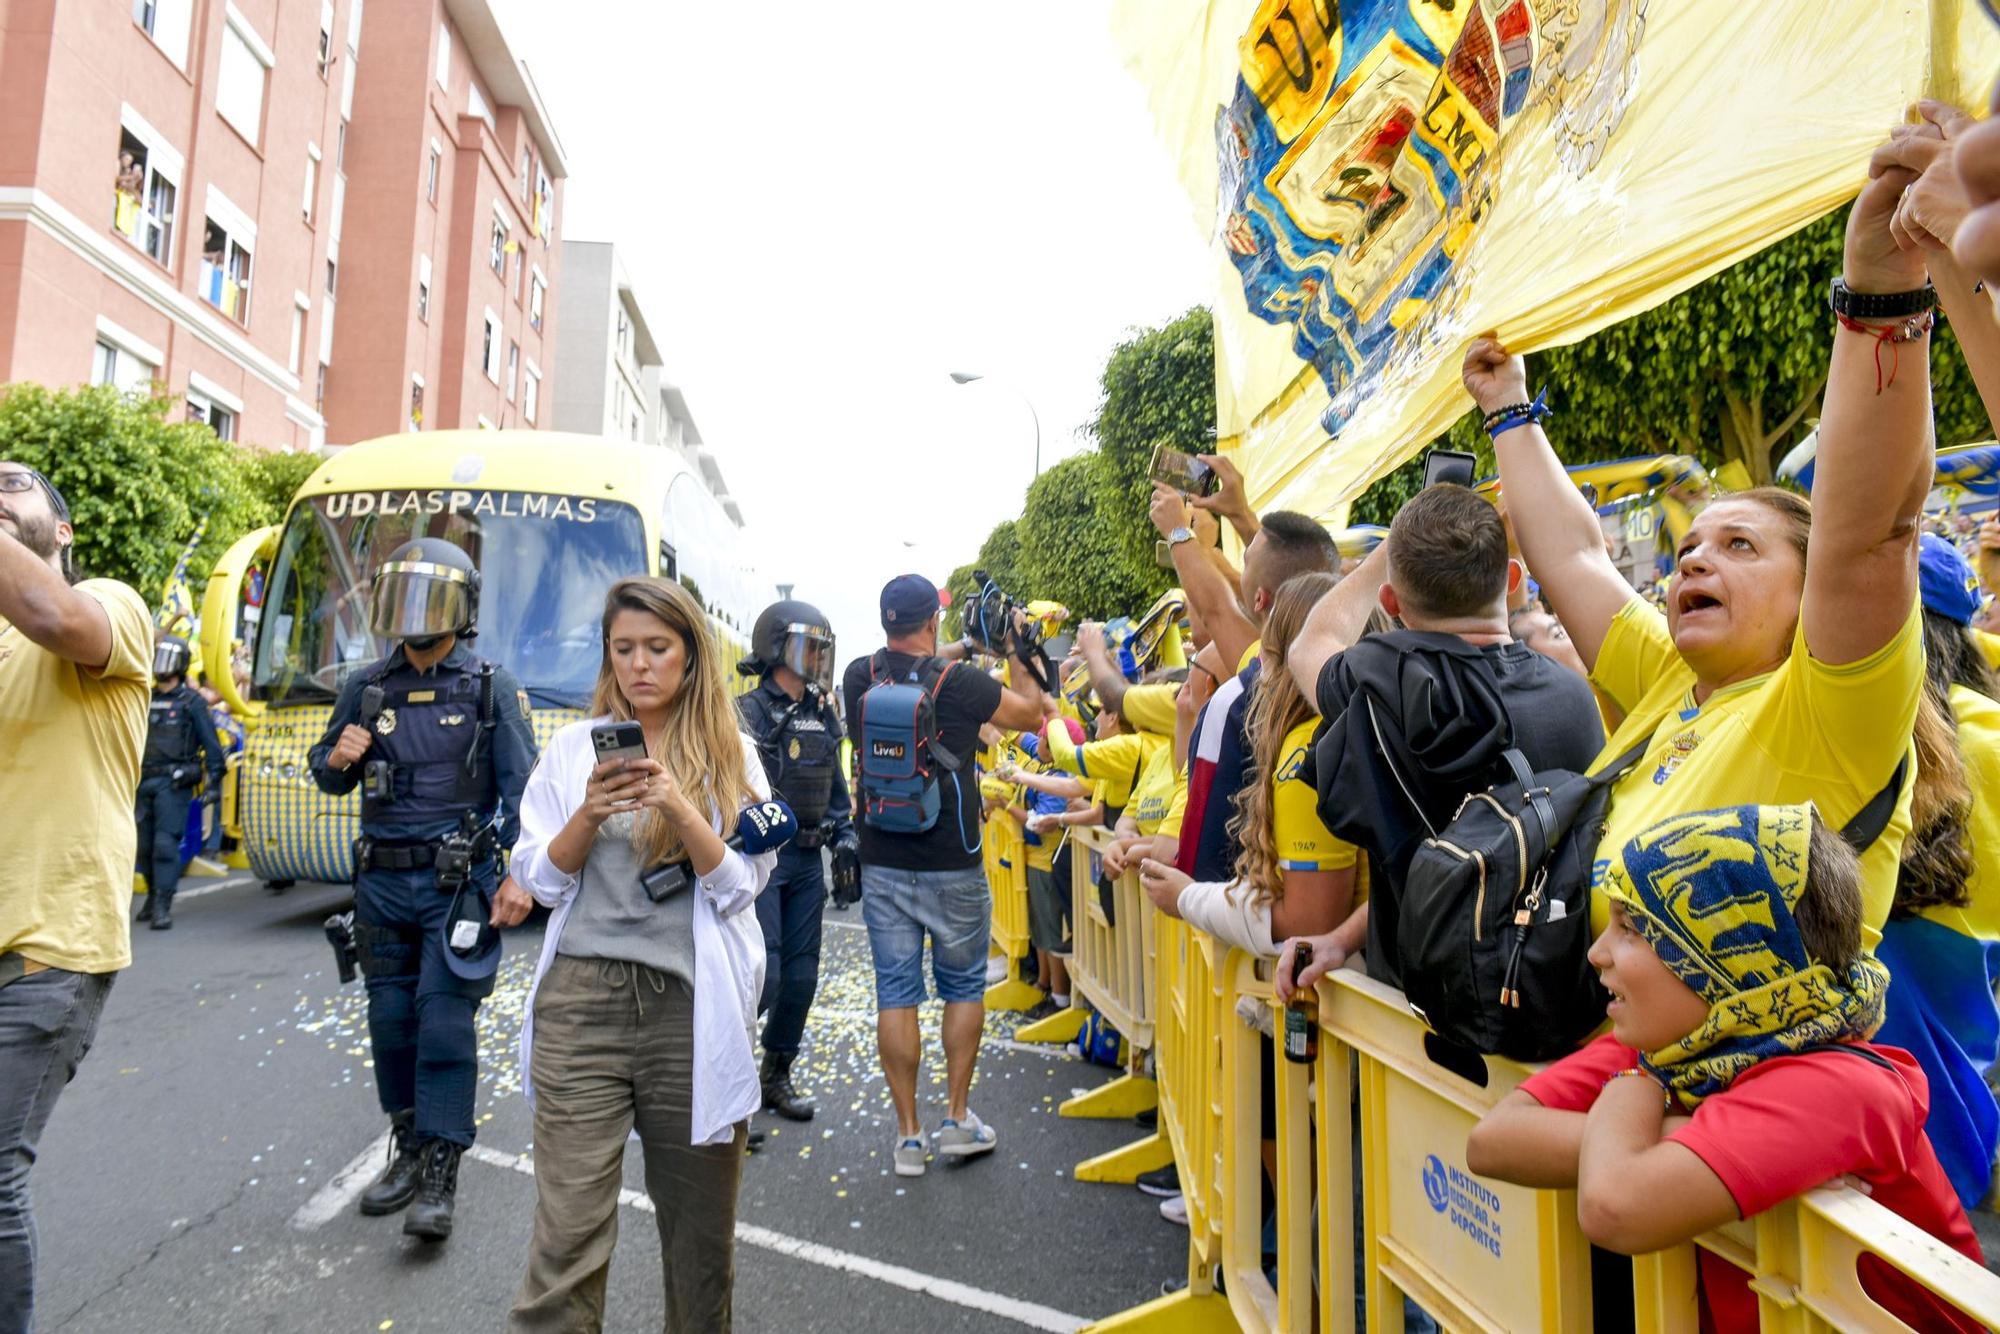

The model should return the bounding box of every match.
[1115,0,2000,521]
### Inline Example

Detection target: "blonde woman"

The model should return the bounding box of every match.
[508,578,772,1333]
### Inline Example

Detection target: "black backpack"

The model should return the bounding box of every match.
[1369,696,1905,1062]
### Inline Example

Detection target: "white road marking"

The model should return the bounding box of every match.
[822,916,867,932]
[288,1130,392,1230]
[465,1145,1087,1332]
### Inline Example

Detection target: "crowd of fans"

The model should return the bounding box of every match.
[943,102,2000,1329]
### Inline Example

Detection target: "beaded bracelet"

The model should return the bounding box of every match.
[1483,387,1552,438]
[1605,1066,1671,1108]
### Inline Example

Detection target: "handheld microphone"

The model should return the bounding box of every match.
[729,799,798,855]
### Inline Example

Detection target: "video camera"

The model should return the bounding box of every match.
[965,570,1057,693]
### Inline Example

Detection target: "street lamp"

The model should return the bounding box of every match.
[949,371,1042,480]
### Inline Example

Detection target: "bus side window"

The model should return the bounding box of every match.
[658,539,678,582]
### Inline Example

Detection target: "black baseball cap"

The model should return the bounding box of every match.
[880,574,941,631]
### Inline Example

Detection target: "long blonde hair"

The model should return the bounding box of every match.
[589,577,754,866]
[1229,571,1338,905]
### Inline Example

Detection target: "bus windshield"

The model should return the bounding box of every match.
[252,490,647,708]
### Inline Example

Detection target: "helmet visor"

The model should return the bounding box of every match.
[779,624,836,690]
[369,560,473,641]
[151,641,189,679]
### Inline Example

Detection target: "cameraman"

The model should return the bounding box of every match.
[133,635,225,931]
[842,575,1047,1177]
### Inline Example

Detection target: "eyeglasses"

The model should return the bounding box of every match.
[0,474,36,493]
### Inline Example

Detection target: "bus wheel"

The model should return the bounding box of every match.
[265,879,295,893]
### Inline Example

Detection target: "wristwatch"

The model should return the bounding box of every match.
[1166,526,1196,547]
[1828,277,1936,321]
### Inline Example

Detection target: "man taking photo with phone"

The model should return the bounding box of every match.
[0,460,152,1334]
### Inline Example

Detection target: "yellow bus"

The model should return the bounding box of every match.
[200,430,763,886]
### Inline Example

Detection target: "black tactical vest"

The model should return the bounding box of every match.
[141,685,201,777]
[358,655,495,826]
[742,687,839,829]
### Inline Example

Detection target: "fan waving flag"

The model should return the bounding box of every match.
[1114,0,2000,521]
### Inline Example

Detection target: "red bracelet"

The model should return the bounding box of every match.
[1834,310,1934,394]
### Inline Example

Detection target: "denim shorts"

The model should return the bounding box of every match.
[860,863,992,1009]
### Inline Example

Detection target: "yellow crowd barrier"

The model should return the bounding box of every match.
[1061,897,2000,1332]
[982,810,1042,1012]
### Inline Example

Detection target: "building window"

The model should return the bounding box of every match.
[186,390,236,442]
[518,149,532,202]
[523,367,539,424]
[316,361,328,412]
[506,341,519,401]
[410,376,424,431]
[529,274,545,332]
[133,0,191,67]
[426,142,440,202]
[92,339,156,395]
[217,14,271,146]
[416,254,432,322]
[468,82,494,131]
[489,215,508,278]
[317,1,334,76]
[482,309,502,383]
[532,166,551,237]
[302,145,319,222]
[325,257,338,298]
[200,216,253,325]
[615,306,630,360]
[114,124,179,266]
[434,22,450,89]
[288,301,307,374]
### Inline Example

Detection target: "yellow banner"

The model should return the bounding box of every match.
[1115,0,2000,521]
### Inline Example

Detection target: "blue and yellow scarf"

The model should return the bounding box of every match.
[1601,804,1890,1108]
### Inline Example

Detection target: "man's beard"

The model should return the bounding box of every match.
[0,510,60,563]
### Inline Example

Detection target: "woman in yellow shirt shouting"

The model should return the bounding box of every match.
[1467,168,1936,949]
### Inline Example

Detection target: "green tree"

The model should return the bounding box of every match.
[1015,453,1168,620]
[1352,208,1991,518]
[1088,308,1219,576]
[238,447,323,527]
[0,385,261,601]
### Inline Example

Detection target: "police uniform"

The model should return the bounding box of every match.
[310,643,535,1146]
[736,600,852,1121]
[305,538,536,1241]
[134,678,225,928]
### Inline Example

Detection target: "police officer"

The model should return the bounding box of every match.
[133,636,225,931]
[737,599,858,1121]
[307,538,536,1242]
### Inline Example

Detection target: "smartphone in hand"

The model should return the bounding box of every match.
[1149,444,1219,497]
[1422,449,1477,490]
[590,720,647,767]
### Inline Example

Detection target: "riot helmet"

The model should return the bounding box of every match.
[369,538,479,648]
[152,636,191,682]
[740,599,835,690]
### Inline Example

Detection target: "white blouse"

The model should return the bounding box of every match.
[512,718,775,1145]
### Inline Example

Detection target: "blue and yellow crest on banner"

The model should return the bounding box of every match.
[1601,804,1888,1106]
[1218,0,1645,436]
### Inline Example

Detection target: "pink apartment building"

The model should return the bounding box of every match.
[0,0,563,450]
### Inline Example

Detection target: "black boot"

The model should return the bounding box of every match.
[150,893,173,930]
[403,1139,463,1241]
[357,1112,422,1216]
[135,893,154,924]
[761,1051,816,1122]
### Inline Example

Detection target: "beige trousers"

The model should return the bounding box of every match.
[508,955,746,1333]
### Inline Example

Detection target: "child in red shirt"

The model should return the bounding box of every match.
[1466,804,1982,1333]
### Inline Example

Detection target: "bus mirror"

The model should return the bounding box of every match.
[199,524,278,724]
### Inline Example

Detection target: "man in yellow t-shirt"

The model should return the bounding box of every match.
[0,461,151,1328]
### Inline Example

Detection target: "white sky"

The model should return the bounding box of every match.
[490,0,1211,659]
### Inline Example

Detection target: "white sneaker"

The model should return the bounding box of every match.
[1159,1193,1189,1227]
[893,1135,928,1177]
[985,955,1009,984]
[935,1111,998,1159]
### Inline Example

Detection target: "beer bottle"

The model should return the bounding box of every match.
[1282,992,1318,1065]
